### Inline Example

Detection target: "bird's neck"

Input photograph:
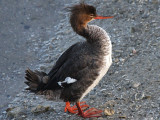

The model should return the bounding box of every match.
[84,25,110,43]
[72,23,110,45]
[71,20,112,55]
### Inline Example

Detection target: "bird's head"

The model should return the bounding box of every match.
[69,3,113,33]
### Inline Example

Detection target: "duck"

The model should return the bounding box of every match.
[25,3,113,118]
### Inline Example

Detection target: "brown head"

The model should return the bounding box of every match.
[69,3,113,34]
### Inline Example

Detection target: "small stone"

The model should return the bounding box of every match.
[90,118,98,120]
[24,25,30,30]
[152,43,158,46]
[119,115,126,118]
[64,29,72,34]
[143,95,151,100]
[31,105,50,114]
[90,100,94,104]
[142,14,148,19]
[119,58,125,62]
[114,58,119,63]
[49,45,53,50]
[51,38,56,42]
[6,107,14,112]
[105,100,116,107]
[40,65,46,71]
[130,104,141,111]
[115,50,123,53]
[100,89,106,92]
[21,115,26,118]
[104,108,115,116]
[135,92,145,101]
[158,8,160,14]
[2,111,6,114]
[17,71,21,74]
[2,73,5,76]
[97,117,104,120]
[131,27,136,33]
[7,107,25,119]
[132,82,141,88]
[103,92,113,98]
[132,48,136,54]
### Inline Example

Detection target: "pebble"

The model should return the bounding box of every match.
[40,65,46,71]
[100,89,107,92]
[7,107,25,118]
[143,95,151,100]
[119,58,125,62]
[90,118,98,120]
[105,100,116,107]
[158,8,160,14]
[2,73,5,76]
[31,105,51,114]
[132,82,141,88]
[97,117,104,120]
[131,27,136,33]
[114,58,119,63]
[119,115,127,119]
[115,50,123,53]
[2,111,7,114]
[135,92,145,101]
[132,48,136,54]
[49,45,54,50]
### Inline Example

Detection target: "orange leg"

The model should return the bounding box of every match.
[65,101,89,114]
[76,102,103,118]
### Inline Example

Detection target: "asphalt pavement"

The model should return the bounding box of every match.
[0,0,68,113]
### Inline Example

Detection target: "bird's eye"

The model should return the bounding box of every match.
[90,14,94,18]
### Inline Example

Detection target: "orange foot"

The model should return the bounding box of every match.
[65,101,89,114]
[76,102,103,118]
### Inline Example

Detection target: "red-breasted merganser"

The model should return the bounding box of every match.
[25,3,113,118]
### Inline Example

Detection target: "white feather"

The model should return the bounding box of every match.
[65,77,77,84]
[57,77,77,87]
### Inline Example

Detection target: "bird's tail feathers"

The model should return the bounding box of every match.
[25,68,49,92]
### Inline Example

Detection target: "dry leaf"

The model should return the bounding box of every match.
[104,108,115,116]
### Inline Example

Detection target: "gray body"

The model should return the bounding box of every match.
[47,24,112,102]
[25,24,112,102]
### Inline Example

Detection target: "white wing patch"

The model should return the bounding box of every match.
[58,77,77,87]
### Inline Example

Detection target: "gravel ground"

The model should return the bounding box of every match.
[1,0,160,120]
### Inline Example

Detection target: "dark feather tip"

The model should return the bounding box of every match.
[24,81,30,86]
[25,87,30,90]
